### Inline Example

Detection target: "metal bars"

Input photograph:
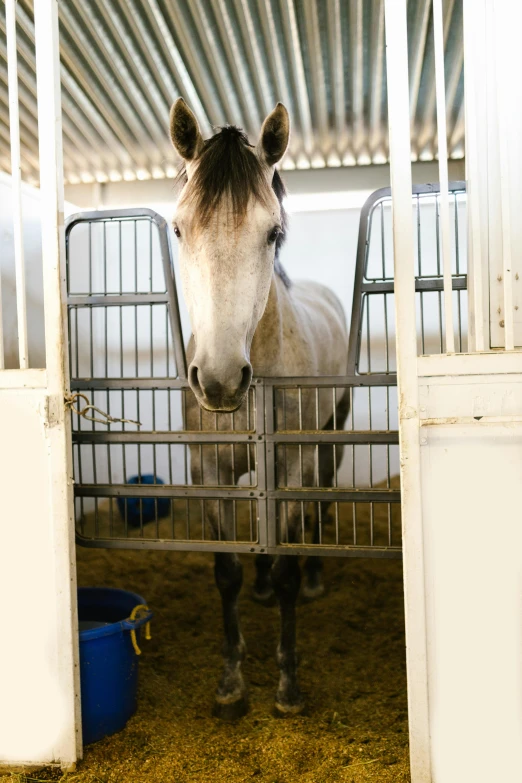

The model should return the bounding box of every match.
[66,182,467,558]
[433,0,455,354]
[3,0,28,369]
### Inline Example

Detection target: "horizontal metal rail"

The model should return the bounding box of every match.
[72,430,399,444]
[71,375,398,390]
[68,294,169,306]
[75,534,402,559]
[361,277,467,293]
[75,484,399,502]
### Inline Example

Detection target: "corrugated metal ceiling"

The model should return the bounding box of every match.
[0,0,464,186]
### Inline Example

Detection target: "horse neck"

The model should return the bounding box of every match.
[250,272,285,375]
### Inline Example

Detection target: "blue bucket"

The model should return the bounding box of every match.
[116,475,171,528]
[78,587,153,745]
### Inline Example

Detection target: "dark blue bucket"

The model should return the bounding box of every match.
[78,587,153,745]
[116,475,171,528]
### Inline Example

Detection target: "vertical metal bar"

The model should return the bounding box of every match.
[454,192,460,275]
[492,10,515,350]
[435,196,444,353]
[381,202,391,371]
[384,2,432,779]
[88,222,96,496]
[231,409,236,483]
[454,193,463,351]
[380,202,386,279]
[6,0,28,368]
[158,219,187,378]
[122,396,127,499]
[463,0,485,352]
[386,386,391,487]
[315,386,319,486]
[417,196,426,353]
[152,389,157,491]
[88,225,93,376]
[366,295,371,371]
[149,222,154,375]
[134,222,138,373]
[298,387,303,488]
[77,444,84,527]
[369,388,373,487]
[433,0,455,352]
[136,390,142,480]
[74,306,79,380]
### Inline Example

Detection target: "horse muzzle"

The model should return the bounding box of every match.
[188,361,253,413]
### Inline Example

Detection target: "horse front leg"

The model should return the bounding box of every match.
[272,553,303,714]
[271,500,305,715]
[302,511,324,600]
[213,545,248,719]
[252,553,275,604]
[191,444,248,719]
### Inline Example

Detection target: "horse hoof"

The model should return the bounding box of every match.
[251,586,276,606]
[212,694,249,721]
[274,699,306,717]
[302,582,325,601]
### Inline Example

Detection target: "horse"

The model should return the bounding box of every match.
[169,98,349,718]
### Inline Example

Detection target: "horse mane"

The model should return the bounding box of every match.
[174,125,290,286]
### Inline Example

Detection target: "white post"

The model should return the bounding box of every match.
[34,0,82,758]
[0,0,81,769]
[493,6,515,350]
[6,0,29,368]
[433,0,454,354]
[384,1,431,781]
[463,0,486,352]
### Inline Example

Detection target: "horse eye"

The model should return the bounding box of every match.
[268,226,280,244]
[173,225,181,239]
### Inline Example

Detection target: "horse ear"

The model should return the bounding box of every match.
[257,103,290,167]
[169,98,204,161]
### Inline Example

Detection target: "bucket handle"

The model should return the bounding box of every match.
[122,604,153,655]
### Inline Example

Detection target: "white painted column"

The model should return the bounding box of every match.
[0,0,81,769]
[384,1,431,781]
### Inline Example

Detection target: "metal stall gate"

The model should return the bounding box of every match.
[66,182,467,559]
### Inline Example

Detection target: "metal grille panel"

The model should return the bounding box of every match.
[67,182,466,556]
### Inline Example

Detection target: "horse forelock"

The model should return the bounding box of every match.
[174,125,290,286]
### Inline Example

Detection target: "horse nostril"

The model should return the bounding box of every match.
[239,365,253,393]
[189,364,202,394]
